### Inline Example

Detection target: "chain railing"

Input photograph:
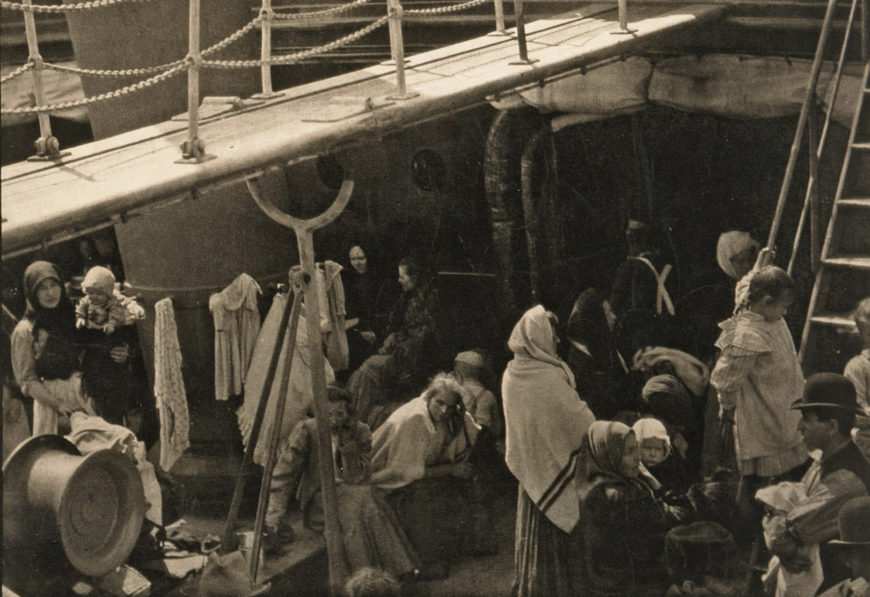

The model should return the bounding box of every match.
[2,0,634,161]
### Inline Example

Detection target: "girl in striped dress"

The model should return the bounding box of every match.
[711,266,808,502]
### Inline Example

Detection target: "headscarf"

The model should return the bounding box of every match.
[716,231,759,280]
[576,421,635,500]
[22,260,77,339]
[502,305,595,532]
[641,374,693,432]
[507,304,574,386]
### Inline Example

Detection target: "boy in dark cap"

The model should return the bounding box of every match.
[764,373,870,593]
[819,496,870,597]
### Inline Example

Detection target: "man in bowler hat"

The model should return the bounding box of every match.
[765,373,870,593]
[819,496,870,597]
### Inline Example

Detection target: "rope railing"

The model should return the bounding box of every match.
[0,61,33,84]
[1,62,187,114]
[2,0,563,161]
[271,0,372,20]
[202,15,389,69]
[1,0,158,12]
[404,0,489,17]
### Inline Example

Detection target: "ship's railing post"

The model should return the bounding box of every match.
[178,0,212,162]
[509,0,537,64]
[385,0,418,99]
[611,0,636,34]
[23,0,67,161]
[490,0,506,36]
[252,0,283,99]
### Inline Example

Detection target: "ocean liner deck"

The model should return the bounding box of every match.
[1,2,726,256]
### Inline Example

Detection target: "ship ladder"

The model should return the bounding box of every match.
[798,58,870,374]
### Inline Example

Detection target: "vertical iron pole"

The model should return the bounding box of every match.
[493,0,506,35]
[513,0,529,62]
[387,0,408,97]
[23,0,59,158]
[617,0,628,31]
[180,0,205,161]
[259,0,274,96]
[298,231,346,595]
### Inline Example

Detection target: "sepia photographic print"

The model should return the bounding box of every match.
[2,1,869,595]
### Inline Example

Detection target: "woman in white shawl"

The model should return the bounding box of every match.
[368,372,481,579]
[502,305,596,597]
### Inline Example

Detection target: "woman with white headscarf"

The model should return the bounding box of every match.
[502,305,595,597]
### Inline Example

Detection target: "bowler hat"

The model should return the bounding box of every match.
[790,373,862,415]
[829,496,870,546]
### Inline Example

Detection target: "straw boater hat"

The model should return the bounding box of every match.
[790,372,864,415]
[829,496,870,546]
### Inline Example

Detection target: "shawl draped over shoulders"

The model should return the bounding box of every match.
[502,305,595,533]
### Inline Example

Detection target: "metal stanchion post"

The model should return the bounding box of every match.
[509,0,537,64]
[488,0,507,36]
[23,0,68,161]
[177,0,214,162]
[252,0,283,99]
[385,0,418,99]
[611,0,636,34]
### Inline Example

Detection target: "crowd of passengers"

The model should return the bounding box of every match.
[4,220,870,597]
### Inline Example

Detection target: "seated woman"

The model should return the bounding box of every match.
[576,421,695,597]
[368,373,486,579]
[11,261,96,435]
[264,384,420,580]
[348,257,439,429]
[341,245,386,378]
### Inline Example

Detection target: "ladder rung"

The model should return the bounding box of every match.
[852,142,870,151]
[810,313,858,328]
[822,256,870,269]
[839,197,870,207]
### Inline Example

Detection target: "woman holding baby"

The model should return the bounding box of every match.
[10,260,138,436]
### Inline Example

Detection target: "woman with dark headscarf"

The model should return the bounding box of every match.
[576,421,694,597]
[348,256,439,428]
[10,261,88,434]
[502,305,596,597]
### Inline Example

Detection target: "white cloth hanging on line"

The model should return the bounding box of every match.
[154,297,190,472]
[209,273,262,401]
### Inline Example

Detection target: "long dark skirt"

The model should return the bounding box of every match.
[387,476,474,565]
[513,486,584,597]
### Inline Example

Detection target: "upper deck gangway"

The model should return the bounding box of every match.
[1,2,727,258]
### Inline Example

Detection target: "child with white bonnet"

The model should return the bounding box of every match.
[75,266,144,334]
[632,417,691,493]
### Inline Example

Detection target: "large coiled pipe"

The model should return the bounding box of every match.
[483,107,551,323]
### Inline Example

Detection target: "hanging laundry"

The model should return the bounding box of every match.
[237,290,335,467]
[209,273,262,401]
[319,261,349,373]
[154,298,190,472]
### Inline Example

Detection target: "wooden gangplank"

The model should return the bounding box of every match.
[1,3,727,257]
